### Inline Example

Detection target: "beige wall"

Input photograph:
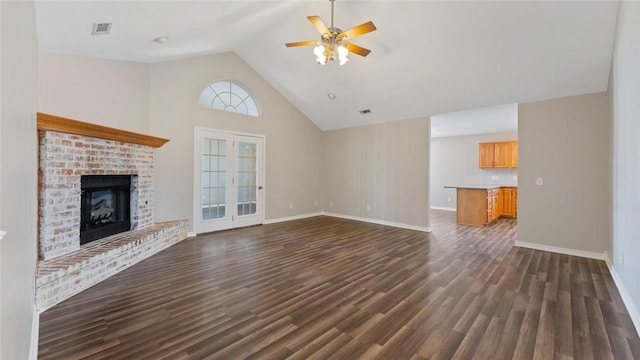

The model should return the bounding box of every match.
[518,92,611,254]
[610,1,640,331]
[38,53,151,133]
[323,118,430,229]
[149,53,324,228]
[35,49,435,234]
[0,1,39,358]
[431,132,518,209]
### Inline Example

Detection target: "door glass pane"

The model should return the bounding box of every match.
[202,172,210,187]
[237,141,257,216]
[202,138,227,221]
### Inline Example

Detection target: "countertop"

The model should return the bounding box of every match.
[444,184,518,190]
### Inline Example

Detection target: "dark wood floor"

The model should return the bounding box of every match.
[38,211,640,359]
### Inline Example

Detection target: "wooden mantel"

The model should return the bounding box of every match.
[37,112,169,148]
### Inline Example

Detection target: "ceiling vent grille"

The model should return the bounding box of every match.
[91,23,112,35]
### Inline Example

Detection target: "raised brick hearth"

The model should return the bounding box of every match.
[36,113,187,311]
[36,220,188,311]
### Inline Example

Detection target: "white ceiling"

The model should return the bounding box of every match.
[35,1,619,131]
[431,103,518,138]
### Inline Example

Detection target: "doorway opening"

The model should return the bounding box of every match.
[193,128,265,234]
[429,103,519,230]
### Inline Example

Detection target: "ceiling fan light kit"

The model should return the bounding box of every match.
[314,43,348,65]
[285,0,376,66]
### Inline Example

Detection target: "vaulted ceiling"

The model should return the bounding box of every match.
[35,1,619,131]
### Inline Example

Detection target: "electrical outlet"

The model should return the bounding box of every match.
[536,177,544,186]
[447,197,452,203]
[366,204,371,212]
[289,203,293,209]
[314,200,318,206]
[513,176,518,181]
[329,201,333,207]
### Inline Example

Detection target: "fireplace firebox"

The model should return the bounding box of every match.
[80,175,132,245]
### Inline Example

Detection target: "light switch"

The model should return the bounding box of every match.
[536,177,544,186]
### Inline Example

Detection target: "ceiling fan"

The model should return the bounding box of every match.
[285,0,377,65]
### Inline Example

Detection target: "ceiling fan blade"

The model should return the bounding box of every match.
[285,40,318,48]
[338,21,377,40]
[344,42,371,57]
[307,16,331,37]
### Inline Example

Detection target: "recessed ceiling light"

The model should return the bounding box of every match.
[327,93,336,100]
[359,109,372,115]
[153,36,169,44]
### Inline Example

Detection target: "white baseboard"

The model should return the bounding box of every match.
[29,309,39,360]
[263,212,323,225]
[606,257,640,338]
[514,241,609,261]
[187,231,197,238]
[431,206,456,212]
[323,212,431,232]
[516,241,639,338]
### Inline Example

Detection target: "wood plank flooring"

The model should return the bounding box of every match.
[38,211,640,359]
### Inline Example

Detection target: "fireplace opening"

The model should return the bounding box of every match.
[80,175,132,245]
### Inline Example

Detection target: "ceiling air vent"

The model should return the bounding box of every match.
[359,109,372,115]
[91,23,112,35]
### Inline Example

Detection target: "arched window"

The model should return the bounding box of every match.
[198,80,260,117]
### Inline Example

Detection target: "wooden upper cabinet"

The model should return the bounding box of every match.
[493,142,512,168]
[479,143,495,168]
[479,141,518,169]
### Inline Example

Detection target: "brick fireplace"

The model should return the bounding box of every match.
[38,129,154,259]
[36,113,188,311]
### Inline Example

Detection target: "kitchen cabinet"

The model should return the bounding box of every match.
[456,187,503,227]
[446,185,518,227]
[479,143,495,168]
[511,142,518,168]
[500,187,518,217]
[479,141,518,169]
[488,188,500,223]
[456,188,491,227]
[496,188,504,218]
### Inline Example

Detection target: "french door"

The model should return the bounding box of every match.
[194,128,264,234]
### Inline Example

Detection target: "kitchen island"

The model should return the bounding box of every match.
[444,185,518,226]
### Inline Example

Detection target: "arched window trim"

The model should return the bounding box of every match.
[198,79,262,118]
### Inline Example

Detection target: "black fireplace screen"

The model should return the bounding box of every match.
[80,175,132,245]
